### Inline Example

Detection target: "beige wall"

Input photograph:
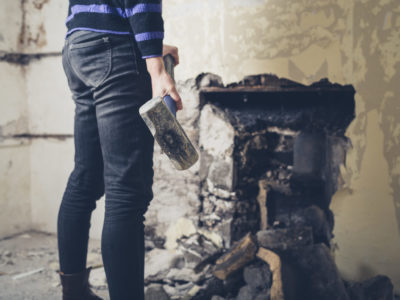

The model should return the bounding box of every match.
[163,0,400,292]
[0,0,399,293]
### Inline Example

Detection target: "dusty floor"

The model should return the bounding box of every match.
[0,231,109,300]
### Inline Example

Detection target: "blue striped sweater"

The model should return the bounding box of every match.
[66,0,164,59]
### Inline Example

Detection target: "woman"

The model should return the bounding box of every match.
[57,0,181,299]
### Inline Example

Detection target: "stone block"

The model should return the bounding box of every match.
[213,233,257,280]
[256,227,313,252]
[26,56,74,135]
[199,104,235,192]
[0,62,28,136]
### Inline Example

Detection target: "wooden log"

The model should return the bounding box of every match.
[213,233,257,280]
[257,180,269,230]
[256,247,284,300]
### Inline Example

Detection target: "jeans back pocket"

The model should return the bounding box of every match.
[69,36,112,88]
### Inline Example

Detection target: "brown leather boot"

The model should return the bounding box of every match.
[59,267,103,300]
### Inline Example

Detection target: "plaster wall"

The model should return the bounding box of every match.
[162,0,400,292]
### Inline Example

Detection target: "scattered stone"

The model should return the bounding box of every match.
[291,205,333,244]
[145,248,183,280]
[345,275,394,300]
[48,260,59,271]
[145,284,170,300]
[254,291,270,300]
[285,243,350,300]
[165,217,197,250]
[222,267,245,297]
[214,233,257,280]
[236,285,258,300]
[256,248,284,300]
[87,252,102,267]
[190,277,225,300]
[256,227,313,252]
[3,250,12,257]
[89,267,107,289]
[243,262,271,290]
[177,233,221,271]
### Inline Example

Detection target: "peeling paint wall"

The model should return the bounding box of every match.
[0,1,31,237]
[1,0,399,293]
[163,0,400,292]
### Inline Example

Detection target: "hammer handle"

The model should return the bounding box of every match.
[163,54,175,82]
[162,54,177,116]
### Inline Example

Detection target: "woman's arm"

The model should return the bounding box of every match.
[146,57,182,110]
[123,0,182,109]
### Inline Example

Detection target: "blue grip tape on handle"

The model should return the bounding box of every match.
[163,95,176,117]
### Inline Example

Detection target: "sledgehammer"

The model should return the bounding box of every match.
[139,55,199,170]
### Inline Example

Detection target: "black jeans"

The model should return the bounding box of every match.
[58,30,154,300]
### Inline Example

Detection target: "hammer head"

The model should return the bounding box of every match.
[139,96,199,170]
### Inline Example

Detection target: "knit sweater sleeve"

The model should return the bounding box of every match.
[123,0,164,59]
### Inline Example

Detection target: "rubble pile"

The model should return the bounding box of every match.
[142,74,395,300]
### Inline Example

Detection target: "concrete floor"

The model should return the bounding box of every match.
[0,231,109,300]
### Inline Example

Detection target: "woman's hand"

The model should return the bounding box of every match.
[162,44,179,66]
[145,57,183,110]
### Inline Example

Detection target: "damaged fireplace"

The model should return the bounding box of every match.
[144,74,395,300]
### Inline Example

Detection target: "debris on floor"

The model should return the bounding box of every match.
[0,231,109,300]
